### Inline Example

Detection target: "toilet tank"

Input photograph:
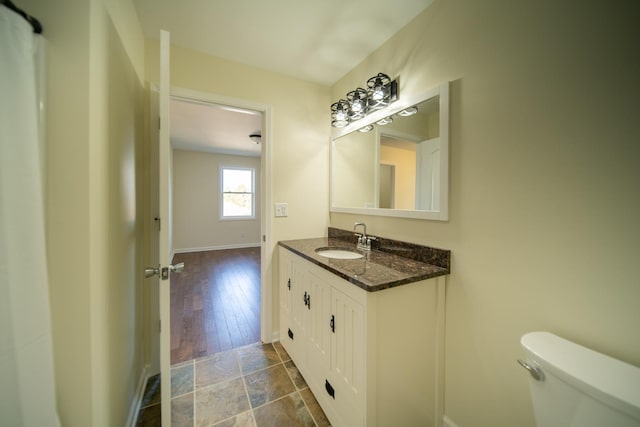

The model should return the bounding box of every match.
[520,332,640,427]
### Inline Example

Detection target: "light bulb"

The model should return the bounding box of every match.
[372,78,384,100]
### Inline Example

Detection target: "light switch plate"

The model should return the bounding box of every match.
[275,203,288,217]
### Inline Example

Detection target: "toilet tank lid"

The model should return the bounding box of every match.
[521,332,640,420]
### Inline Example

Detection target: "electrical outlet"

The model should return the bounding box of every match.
[275,203,288,217]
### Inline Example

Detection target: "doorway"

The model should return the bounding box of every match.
[166,89,271,365]
[142,35,274,420]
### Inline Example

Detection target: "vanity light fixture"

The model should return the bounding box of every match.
[331,99,350,128]
[330,72,398,128]
[358,124,374,133]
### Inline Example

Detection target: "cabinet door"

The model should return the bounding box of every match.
[330,286,365,426]
[279,249,292,321]
[279,248,305,360]
[304,268,332,381]
[278,249,293,356]
[289,256,310,361]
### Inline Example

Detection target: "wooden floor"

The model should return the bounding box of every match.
[170,247,261,365]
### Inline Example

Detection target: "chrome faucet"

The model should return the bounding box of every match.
[353,222,375,251]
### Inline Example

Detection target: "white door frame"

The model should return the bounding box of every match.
[168,86,273,345]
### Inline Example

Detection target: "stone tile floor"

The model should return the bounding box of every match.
[136,341,331,427]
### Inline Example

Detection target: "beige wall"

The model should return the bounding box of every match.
[331,0,640,426]
[145,41,330,241]
[173,150,261,251]
[22,0,147,425]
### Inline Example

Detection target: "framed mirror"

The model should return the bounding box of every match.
[330,82,449,220]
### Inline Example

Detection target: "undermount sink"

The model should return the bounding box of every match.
[315,247,363,260]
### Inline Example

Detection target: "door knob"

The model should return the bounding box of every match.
[144,262,184,279]
[144,266,160,278]
[169,262,184,273]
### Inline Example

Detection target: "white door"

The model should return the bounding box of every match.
[159,29,175,425]
[415,137,441,211]
[144,30,174,425]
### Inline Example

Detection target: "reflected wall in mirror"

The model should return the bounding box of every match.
[330,82,449,220]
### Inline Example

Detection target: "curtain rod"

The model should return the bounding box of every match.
[1,0,42,34]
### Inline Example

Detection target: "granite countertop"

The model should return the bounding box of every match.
[278,228,451,292]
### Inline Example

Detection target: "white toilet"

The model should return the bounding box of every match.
[519,331,640,427]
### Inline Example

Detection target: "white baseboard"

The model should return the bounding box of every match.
[174,243,261,254]
[443,415,460,427]
[127,364,151,427]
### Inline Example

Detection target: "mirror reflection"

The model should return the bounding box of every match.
[331,88,447,220]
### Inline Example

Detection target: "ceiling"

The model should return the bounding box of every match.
[134,0,433,156]
[170,98,262,157]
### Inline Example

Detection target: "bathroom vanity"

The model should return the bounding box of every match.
[278,228,450,427]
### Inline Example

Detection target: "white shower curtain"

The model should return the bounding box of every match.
[0,6,61,426]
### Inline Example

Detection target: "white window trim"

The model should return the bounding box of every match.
[219,166,256,220]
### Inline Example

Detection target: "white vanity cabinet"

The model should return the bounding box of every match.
[278,246,446,427]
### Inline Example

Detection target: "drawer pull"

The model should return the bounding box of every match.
[304,291,311,309]
[325,380,335,399]
[330,315,335,333]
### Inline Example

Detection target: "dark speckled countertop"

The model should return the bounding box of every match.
[278,227,451,292]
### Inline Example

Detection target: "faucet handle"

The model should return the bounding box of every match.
[365,236,377,250]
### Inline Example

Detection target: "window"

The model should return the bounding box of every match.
[220,167,255,219]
